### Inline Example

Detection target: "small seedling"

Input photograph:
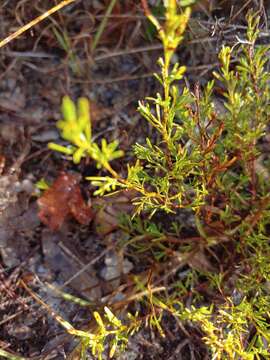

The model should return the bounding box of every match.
[48,96,124,178]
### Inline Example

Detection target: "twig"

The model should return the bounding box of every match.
[0,0,78,49]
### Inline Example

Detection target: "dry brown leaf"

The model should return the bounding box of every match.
[38,172,93,231]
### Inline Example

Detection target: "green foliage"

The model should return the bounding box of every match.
[35,178,50,190]
[87,176,124,196]
[128,10,270,217]
[55,306,134,360]
[48,2,270,358]
[48,95,123,177]
[85,307,129,359]
[174,297,270,359]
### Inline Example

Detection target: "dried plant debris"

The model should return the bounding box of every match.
[38,171,93,230]
[0,149,35,251]
[0,155,19,216]
[41,229,101,301]
[93,190,135,235]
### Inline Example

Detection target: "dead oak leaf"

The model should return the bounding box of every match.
[38,172,93,231]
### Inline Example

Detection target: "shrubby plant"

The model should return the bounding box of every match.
[49,1,270,358]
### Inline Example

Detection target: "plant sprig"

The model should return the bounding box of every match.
[48,96,123,178]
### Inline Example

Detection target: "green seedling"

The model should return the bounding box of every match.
[48,96,124,177]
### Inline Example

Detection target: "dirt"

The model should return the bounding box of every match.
[0,1,269,359]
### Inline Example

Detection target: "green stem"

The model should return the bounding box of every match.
[162,53,173,169]
[104,162,120,179]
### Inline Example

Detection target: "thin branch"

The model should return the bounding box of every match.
[0,0,78,49]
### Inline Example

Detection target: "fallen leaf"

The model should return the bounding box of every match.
[38,171,93,230]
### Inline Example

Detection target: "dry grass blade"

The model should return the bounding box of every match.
[0,0,77,49]
[20,280,76,333]
[0,348,26,360]
[91,0,118,52]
